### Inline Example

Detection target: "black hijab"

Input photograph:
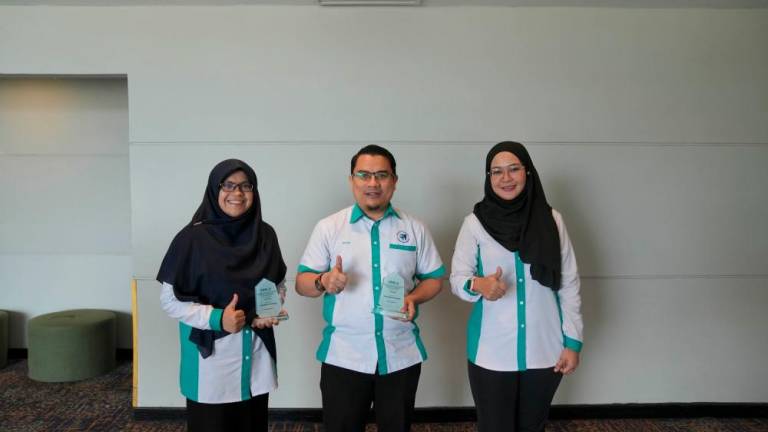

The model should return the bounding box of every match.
[157,159,287,358]
[473,142,562,290]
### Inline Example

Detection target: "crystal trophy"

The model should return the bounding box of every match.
[373,274,407,319]
[255,279,288,321]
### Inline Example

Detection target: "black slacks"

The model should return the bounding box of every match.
[320,362,421,432]
[186,393,268,432]
[468,361,562,432]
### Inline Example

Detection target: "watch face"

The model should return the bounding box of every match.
[315,274,325,292]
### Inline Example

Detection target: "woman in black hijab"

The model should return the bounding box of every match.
[158,159,287,432]
[449,142,583,432]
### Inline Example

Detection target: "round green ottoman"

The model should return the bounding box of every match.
[28,309,116,382]
[0,310,8,368]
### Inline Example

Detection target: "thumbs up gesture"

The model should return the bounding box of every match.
[472,266,508,301]
[320,255,348,294]
[222,293,246,333]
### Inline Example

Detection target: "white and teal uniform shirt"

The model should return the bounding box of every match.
[298,204,445,375]
[449,209,583,372]
[160,282,280,403]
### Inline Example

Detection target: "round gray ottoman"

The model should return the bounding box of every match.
[28,309,116,382]
[0,310,8,368]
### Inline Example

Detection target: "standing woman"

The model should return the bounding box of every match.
[450,142,583,432]
[157,159,287,432]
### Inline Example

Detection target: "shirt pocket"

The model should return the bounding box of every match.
[388,243,416,252]
[383,244,417,292]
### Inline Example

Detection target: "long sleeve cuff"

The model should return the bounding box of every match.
[209,308,224,331]
[564,335,583,353]
[463,279,480,296]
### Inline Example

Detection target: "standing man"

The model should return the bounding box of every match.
[296,145,445,432]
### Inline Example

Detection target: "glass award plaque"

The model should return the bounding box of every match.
[373,274,407,319]
[255,279,288,321]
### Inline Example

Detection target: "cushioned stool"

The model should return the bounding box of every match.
[0,310,8,368]
[28,309,116,382]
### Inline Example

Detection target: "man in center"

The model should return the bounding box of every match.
[296,145,445,432]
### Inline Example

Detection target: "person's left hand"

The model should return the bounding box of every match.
[554,348,580,375]
[398,295,416,322]
[252,316,279,329]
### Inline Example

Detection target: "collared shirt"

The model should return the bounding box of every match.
[449,210,583,372]
[159,282,280,403]
[298,204,445,375]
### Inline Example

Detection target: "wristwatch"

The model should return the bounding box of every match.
[314,273,326,293]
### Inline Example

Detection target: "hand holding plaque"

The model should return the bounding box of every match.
[255,279,289,321]
[373,274,407,320]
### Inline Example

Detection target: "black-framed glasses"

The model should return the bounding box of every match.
[352,171,393,182]
[219,181,254,192]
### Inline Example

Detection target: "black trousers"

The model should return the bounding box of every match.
[186,393,268,432]
[320,362,421,432]
[468,361,562,432]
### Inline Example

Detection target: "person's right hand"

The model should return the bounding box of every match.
[222,293,246,333]
[321,255,348,294]
[472,267,507,301]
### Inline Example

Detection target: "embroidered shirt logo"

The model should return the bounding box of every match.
[396,231,409,243]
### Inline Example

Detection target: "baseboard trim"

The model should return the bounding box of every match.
[132,407,186,421]
[116,348,132,361]
[132,403,768,422]
[8,348,133,361]
[8,348,27,359]
[549,403,768,419]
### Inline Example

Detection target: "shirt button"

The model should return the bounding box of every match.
[375,286,379,290]
[520,324,525,328]
[245,356,250,360]
[518,278,523,283]
[374,263,379,267]
[519,301,524,305]
[373,241,378,245]
[376,332,382,336]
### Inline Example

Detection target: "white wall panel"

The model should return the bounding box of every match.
[0,156,130,254]
[1,8,767,143]
[134,279,181,407]
[2,4,766,407]
[0,78,128,155]
[131,141,768,406]
[131,143,768,279]
[136,276,768,407]
[556,277,768,404]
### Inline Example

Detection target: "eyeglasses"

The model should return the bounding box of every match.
[352,171,393,182]
[219,181,254,192]
[488,164,526,178]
